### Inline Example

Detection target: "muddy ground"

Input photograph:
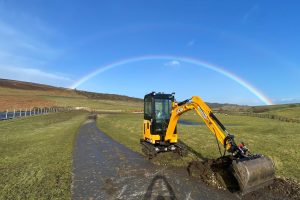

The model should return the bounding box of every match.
[188,160,300,200]
[72,119,300,200]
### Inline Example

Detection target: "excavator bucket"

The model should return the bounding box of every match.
[231,156,275,195]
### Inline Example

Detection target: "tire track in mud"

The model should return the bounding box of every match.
[72,119,236,200]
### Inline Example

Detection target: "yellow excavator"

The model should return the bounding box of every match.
[140,92,275,194]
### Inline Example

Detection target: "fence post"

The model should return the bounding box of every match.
[19,109,22,117]
[13,109,15,118]
[30,109,31,116]
[6,110,8,119]
[25,108,27,117]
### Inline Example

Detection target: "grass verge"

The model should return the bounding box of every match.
[96,113,300,181]
[0,111,87,199]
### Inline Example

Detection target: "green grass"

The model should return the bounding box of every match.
[245,104,300,120]
[45,96,142,111]
[0,111,87,199]
[266,105,300,120]
[96,112,300,181]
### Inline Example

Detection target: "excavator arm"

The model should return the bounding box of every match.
[164,96,274,194]
[165,96,237,154]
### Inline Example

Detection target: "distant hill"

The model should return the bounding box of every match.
[74,90,142,102]
[0,78,66,91]
[0,78,142,102]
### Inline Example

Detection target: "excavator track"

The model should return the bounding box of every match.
[140,140,157,159]
[140,139,188,159]
[173,143,188,157]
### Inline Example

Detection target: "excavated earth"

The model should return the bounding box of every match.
[188,160,300,200]
[72,118,300,200]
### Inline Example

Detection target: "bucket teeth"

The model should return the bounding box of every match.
[231,156,275,195]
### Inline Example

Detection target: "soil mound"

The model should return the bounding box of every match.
[188,159,300,200]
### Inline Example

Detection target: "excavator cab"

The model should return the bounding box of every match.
[142,92,176,145]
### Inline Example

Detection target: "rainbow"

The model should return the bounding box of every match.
[69,55,273,105]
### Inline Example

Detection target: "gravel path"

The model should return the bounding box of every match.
[72,119,237,200]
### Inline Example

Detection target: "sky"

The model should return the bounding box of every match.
[0,0,299,105]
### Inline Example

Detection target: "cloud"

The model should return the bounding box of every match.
[187,40,196,46]
[243,4,259,23]
[273,98,300,104]
[0,9,67,86]
[0,65,72,84]
[0,20,60,57]
[164,60,181,67]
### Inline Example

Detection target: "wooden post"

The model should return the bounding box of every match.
[19,109,22,117]
[25,108,27,117]
[13,109,15,118]
[6,110,8,119]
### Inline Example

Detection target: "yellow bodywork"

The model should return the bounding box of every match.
[143,119,177,144]
[143,96,231,150]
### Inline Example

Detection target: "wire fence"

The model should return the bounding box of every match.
[0,107,73,121]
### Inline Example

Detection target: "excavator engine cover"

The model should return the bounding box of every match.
[231,156,274,194]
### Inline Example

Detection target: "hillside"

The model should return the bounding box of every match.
[0,78,142,111]
[1,78,299,120]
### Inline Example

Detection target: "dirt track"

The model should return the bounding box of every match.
[72,119,299,200]
[72,119,237,200]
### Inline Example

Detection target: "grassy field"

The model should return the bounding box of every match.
[0,111,87,199]
[97,112,300,181]
[44,96,142,111]
[266,104,300,120]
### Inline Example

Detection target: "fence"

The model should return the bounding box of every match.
[0,107,72,121]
